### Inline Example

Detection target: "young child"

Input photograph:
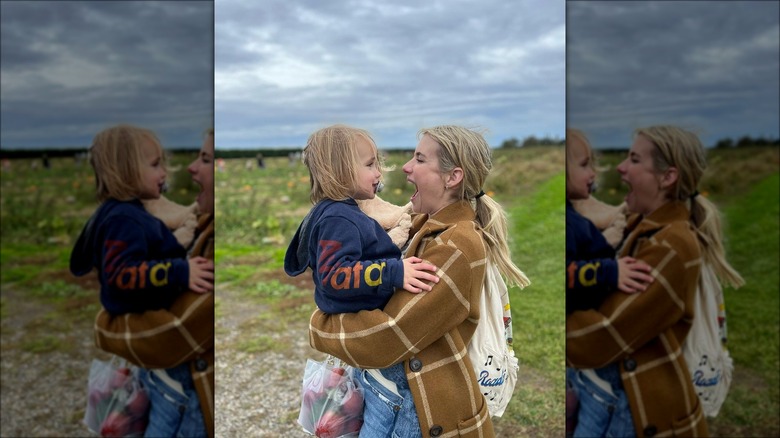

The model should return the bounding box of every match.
[70,124,214,312]
[70,124,213,437]
[566,128,653,313]
[565,128,653,437]
[284,124,439,313]
[284,124,440,435]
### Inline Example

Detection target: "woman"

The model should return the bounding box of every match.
[566,126,744,437]
[94,129,215,437]
[309,125,530,438]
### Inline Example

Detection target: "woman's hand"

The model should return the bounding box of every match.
[188,256,214,293]
[401,256,439,293]
[617,256,654,293]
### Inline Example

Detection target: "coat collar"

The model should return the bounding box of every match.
[632,201,690,231]
[622,201,690,255]
[410,200,477,235]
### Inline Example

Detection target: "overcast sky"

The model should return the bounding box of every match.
[0,1,213,150]
[215,0,566,149]
[568,1,780,148]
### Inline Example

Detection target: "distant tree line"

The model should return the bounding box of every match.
[499,136,565,148]
[713,135,780,148]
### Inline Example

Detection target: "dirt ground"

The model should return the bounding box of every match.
[1,285,102,437]
[3,274,767,437]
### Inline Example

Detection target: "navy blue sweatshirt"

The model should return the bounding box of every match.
[284,199,405,314]
[566,200,619,314]
[70,198,189,315]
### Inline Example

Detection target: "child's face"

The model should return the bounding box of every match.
[188,134,215,214]
[566,138,596,200]
[139,140,167,200]
[352,136,381,200]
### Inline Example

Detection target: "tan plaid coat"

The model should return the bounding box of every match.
[310,200,495,438]
[567,201,709,437]
[94,213,215,437]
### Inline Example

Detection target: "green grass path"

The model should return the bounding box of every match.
[708,172,779,436]
[497,172,565,434]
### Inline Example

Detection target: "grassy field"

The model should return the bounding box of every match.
[0,145,777,436]
[213,146,567,436]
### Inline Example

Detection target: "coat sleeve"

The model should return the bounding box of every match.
[309,230,482,369]
[566,232,695,369]
[94,291,214,369]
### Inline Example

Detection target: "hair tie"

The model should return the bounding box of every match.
[690,190,699,199]
[475,190,486,199]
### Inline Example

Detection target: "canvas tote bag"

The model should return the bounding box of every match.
[468,261,518,417]
[682,261,733,417]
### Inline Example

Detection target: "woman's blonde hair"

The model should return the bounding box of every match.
[89,124,165,202]
[303,124,383,204]
[636,125,744,288]
[419,125,530,289]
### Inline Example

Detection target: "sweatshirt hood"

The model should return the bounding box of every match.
[69,199,127,276]
[284,199,344,276]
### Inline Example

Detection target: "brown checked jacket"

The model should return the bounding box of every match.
[310,200,495,438]
[567,201,709,437]
[94,213,215,437]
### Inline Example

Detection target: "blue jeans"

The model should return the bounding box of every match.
[140,363,206,438]
[567,365,636,438]
[356,363,422,438]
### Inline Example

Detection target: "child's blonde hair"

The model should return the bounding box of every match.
[89,124,165,202]
[419,125,530,289]
[636,125,744,288]
[565,128,597,181]
[303,124,383,204]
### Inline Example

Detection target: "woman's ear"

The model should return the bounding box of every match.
[445,167,464,189]
[660,166,679,190]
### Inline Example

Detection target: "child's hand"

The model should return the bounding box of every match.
[617,257,653,293]
[402,257,439,293]
[188,256,214,294]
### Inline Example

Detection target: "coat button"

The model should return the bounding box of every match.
[195,358,208,371]
[624,358,637,372]
[644,425,657,436]
[410,358,423,372]
[429,425,443,436]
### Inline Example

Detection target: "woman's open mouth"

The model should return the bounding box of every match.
[622,180,633,201]
[407,178,419,201]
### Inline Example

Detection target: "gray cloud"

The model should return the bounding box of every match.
[1,1,213,149]
[215,0,565,148]
[567,1,780,148]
